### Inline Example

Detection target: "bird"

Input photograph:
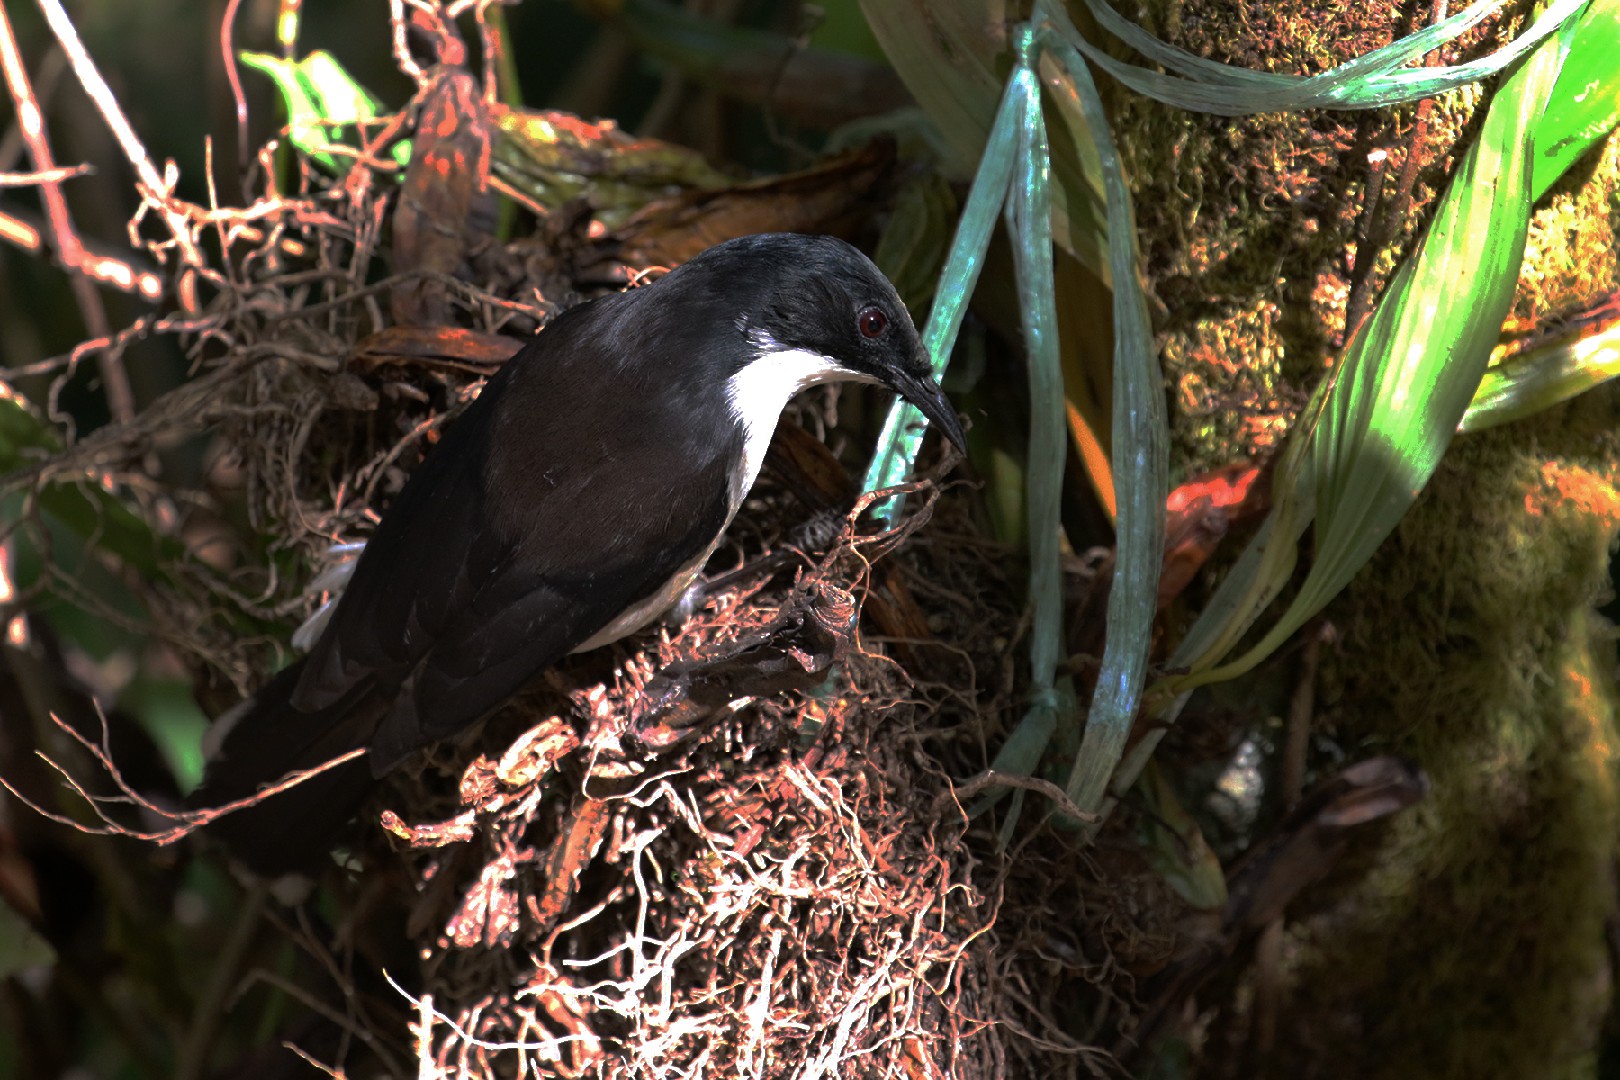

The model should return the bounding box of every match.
[191,232,965,874]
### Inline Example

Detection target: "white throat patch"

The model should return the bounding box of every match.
[724,331,873,505]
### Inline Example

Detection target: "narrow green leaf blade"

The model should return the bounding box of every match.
[1053,0,1585,116]
[1462,317,1620,431]
[993,30,1073,780]
[1178,11,1573,688]
[1036,14,1167,818]
[1532,0,1620,198]
[863,56,1026,520]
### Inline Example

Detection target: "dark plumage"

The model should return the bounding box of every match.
[192,233,964,874]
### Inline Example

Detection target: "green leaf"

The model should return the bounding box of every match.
[1152,2,1610,701]
[239,50,409,173]
[1532,0,1620,198]
[862,52,1026,515]
[859,0,1109,276]
[995,27,1074,799]
[1062,0,1586,116]
[1161,10,1574,695]
[861,0,1591,829]
[864,8,1168,820]
[0,899,54,978]
[1463,317,1620,431]
[1084,9,1583,820]
[1035,13,1166,818]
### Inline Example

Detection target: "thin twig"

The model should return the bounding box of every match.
[0,707,368,845]
[0,1,130,421]
[0,206,40,247]
[0,162,90,185]
[219,0,250,174]
[0,204,164,300]
[280,1044,350,1080]
[0,42,64,173]
[1343,0,1449,343]
[35,0,205,267]
[947,769,1099,825]
[389,0,428,85]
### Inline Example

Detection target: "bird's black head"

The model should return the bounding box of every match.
[666,234,967,452]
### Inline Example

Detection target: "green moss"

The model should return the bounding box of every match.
[1263,386,1620,1079]
[1107,2,1540,473]
[1097,3,1620,1068]
[1110,1,1414,471]
[1518,132,1620,321]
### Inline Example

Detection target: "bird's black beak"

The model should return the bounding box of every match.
[888,367,967,453]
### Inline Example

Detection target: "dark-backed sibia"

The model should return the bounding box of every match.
[192,232,966,874]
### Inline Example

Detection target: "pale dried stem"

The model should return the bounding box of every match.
[0,707,367,845]
[35,0,205,267]
[0,1,131,420]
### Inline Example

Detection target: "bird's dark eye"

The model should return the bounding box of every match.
[857,306,888,339]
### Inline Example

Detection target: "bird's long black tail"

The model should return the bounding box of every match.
[189,658,384,876]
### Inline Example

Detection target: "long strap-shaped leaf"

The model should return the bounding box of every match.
[862,64,1024,521]
[1034,11,1165,819]
[864,0,1592,489]
[994,27,1072,813]
[1083,10,1584,824]
[1183,19,1572,691]
[860,0,1589,830]
[868,14,1168,823]
[1463,318,1620,432]
[1061,0,1587,115]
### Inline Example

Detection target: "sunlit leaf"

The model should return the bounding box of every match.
[239,50,409,173]
[860,0,1595,829]
[1462,313,1620,431]
[1163,14,1574,692]
[1531,0,1620,197]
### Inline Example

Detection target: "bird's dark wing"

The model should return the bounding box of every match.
[364,456,734,769]
[288,377,505,712]
[287,323,739,774]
